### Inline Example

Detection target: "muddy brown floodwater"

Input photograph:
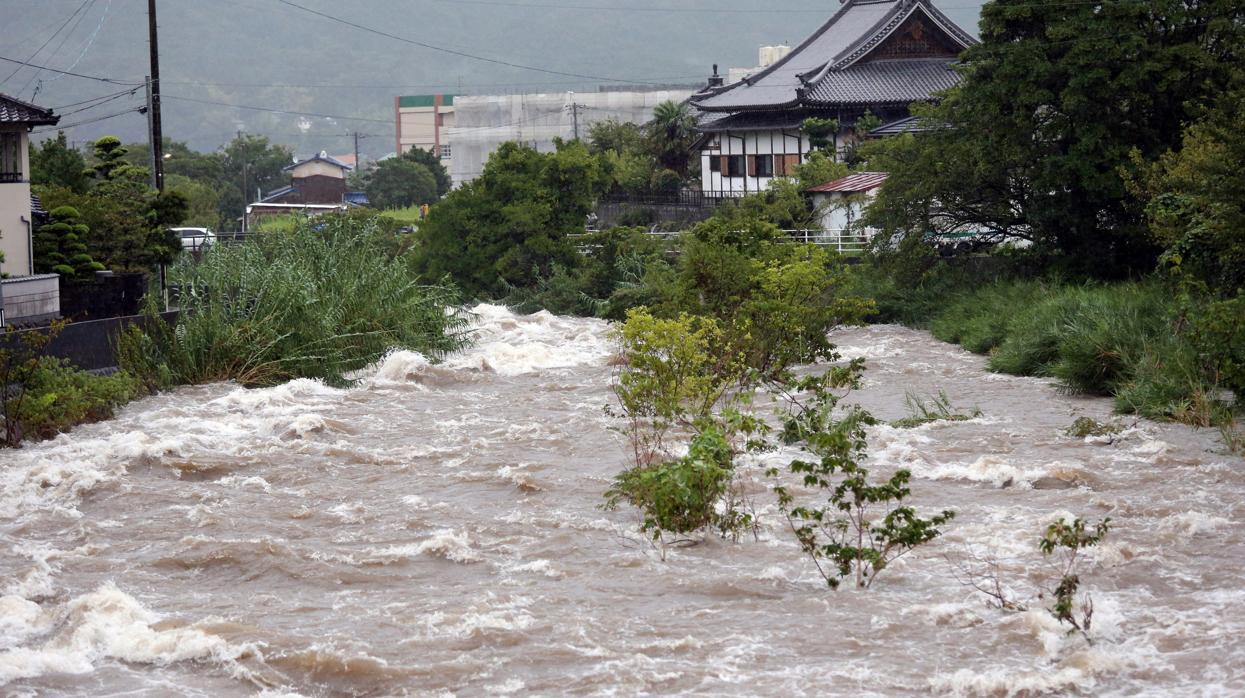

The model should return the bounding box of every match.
[2,306,1243,697]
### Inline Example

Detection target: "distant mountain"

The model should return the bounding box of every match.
[1,0,984,157]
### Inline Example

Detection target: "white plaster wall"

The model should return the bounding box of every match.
[699,129,811,195]
[0,183,32,277]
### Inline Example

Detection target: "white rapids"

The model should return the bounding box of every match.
[1,308,1243,696]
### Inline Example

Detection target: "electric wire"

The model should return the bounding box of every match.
[0,0,94,86]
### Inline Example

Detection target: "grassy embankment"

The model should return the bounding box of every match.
[853,272,1240,435]
[1,216,467,448]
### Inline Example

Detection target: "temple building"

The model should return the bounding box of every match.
[692,0,977,197]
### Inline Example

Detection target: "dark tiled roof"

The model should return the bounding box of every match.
[284,150,354,173]
[869,114,939,135]
[0,93,59,125]
[807,171,889,193]
[806,59,961,106]
[343,191,369,206]
[694,0,975,113]
[259,185,295,203]
[698,112,810,133]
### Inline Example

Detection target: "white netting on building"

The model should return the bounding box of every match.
[448,90,694,187]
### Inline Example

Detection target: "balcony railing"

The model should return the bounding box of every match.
[0,172,23,184]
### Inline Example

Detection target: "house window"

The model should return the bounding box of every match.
[709,155,721,173]
[754,154,774,177]
[726,155,746,178]
[0,132,21,182]
[440,144,452,159]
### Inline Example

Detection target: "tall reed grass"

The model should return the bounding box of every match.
[911,279,1235,425]
[120,217,470,387]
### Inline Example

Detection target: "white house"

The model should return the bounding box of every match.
[691,0,977,197]
[807,171,887,233]
[1,93,59,277]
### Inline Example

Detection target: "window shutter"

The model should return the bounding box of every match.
[719,156,729,173]
[747,156,757,177]
[784,154,801,173]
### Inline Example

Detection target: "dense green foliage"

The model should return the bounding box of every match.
[414,140,611,298]
[33,206,105,280]
[586,101,701,196]
[120,215,470,388]
[38,136,187,273]
[862,0,1245,278]
[1,321,140,448]
[365,157,439,210]
[30,132,90,194]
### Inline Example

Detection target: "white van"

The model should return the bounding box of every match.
[172,227,216,252]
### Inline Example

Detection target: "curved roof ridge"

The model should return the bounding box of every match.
[693,0,899,104]
[830,0,978,71]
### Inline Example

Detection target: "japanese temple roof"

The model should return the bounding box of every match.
[0,93,59,125]
[694,0,976,113]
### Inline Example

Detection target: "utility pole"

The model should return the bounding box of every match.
[569,91,580,141]
[241,160,249,234]
[353,132,360,173]
[145,76,157,189]
[147,0,165,191]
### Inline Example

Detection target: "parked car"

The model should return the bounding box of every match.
[173,227,216,252]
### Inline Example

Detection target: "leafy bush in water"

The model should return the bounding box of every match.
[604,428,742,542]
[772,372,953,589]
[121,216,470,387]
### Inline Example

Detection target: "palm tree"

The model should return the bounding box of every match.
[648,100,698,176]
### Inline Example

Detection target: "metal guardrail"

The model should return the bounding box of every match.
[782,229,872,254]
[569,228,872,255]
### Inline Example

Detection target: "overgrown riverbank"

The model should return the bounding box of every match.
[850,270,1242,447]
[1,215,469,449]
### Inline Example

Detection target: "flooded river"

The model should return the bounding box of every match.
[2,306,1243,696]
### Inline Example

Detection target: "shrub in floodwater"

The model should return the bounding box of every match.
[1040,517,1111,639]
[119,217,471,387]
[951,516,1111,641]
[771,373,954,589]
[891,390,981,429]
[1064,417,1124,438]
[604,427,746,544]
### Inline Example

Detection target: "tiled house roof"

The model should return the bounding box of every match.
[807,172,889,193]
[0,93,59,125]
[284,151,354,173]
[693,0,976,113]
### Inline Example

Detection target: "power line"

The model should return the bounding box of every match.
[0,53,141,86]
[22,0,100,97]
[43,0,115,85]
[275,0,674,86]
[0,0,94,86]
[163,94,393,124]
[32,106,144,134]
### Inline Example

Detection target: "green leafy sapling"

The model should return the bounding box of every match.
[1039,517,1111,638]
[770,366,954,589]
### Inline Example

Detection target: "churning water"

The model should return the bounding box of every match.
[1,306,1243,696]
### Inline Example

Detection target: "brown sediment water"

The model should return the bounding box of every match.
[1,306,1243,696]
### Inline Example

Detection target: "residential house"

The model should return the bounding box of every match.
[1,93,59,276]
[248,151,362,227]
[807,171,887,233]
[692,0,977,197]
[1,94,61,325]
